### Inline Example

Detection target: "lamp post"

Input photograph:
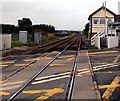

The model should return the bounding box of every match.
[104,1,108,36]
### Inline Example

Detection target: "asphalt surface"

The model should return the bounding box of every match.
[1,50,99,101]
[1,53,46,80]
[88,48,120,101]
[1,51,75,100]
[1,48,120,101]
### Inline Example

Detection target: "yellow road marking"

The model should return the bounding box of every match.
[22,88,64,101]
[113,54,120,63]
[0,92,10,95]
[14,64,27,66]
[94,71,113,74]
[92,63,108,65]
[67,58,75,60]
[49,64,66,66]
[88,51,119,55]
[98,84,120,89]
[102,74,120,100]
[24,58,40,61]
[0,64,8,67]
[58,55,74,58]
[24,57,52,62]
[41,57,52,59]
[0,80,8,83]
[89,55,118,56]
[76,74,83,77]
[85,72,91,75]
[0,61,15,64]
[35,96,49,101]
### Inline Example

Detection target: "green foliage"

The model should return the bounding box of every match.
[2,18,55,34]
[33,24,55,33]
[11,41,35,47]
[2,24,18,34]
[18,18,32,33]
[25,41,34,46]
[41,34,58,44]
[18,18,32,27]
[84,23,89,38]
[41,38,49,44]
[83,34,88,39]
[11,41,24,47]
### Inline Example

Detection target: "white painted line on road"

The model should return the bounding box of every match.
[32,64,119,85]
[93,65,119,71]
[35,72,70,81]
[2,80,25,87]
[93,63,118,69]
[32,70,90,85]
[35,68,88,81]
[77,70,90,75]
[77,68,89,72]
[113,54,120,63]
[32,75,70,85]
[2,63,119,90]
[2,85,20,90]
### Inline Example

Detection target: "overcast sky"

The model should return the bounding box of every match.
[0,0,120,30]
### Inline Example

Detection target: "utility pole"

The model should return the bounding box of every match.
[104,0,108,48]
[104,0,108,36]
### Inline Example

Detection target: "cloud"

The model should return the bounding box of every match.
[1,0,120,30]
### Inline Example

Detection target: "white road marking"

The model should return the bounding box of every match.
[93,63,119,69]
[2,80,25,87]
[32,75,70,85]
[35,68,88,81]
[1,63,119,90]
[2,85,20,90]
[32,63,119,85]
[77,68,89,72]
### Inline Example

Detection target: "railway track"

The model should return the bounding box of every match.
[1,36,120,101]
[1,35,79,81]
[2,35,78,57]
[5,35,82,101]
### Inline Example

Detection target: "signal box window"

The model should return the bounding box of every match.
[100,19,105,24]
[93,19,99,24]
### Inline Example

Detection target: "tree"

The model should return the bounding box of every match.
[2,24,18,34]
[84,23,89,38]
[32,24,55,33]
[18,18,32,33]
[18,18,55,33]
[18,18,32,27]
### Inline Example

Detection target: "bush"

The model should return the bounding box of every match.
[25,41,34,46]
[41,34,58,43]
[11,34,58,47]
[11,41,35,47]
[11,41,24,47]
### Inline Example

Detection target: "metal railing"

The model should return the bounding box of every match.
[91,31,105,46]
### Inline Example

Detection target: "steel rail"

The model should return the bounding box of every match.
[65,36,81,101]
[7,35,80,101]
[25,35,76,54]
[40,36,75,53]
[2,36,76,80]
[37,35,74,48]
[2,54,47,80]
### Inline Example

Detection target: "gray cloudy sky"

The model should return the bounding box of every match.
[0,0,120,30]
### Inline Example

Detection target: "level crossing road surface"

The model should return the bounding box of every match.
[1,48,120,101]
[88,48,120,101]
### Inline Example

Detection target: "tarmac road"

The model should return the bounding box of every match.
[89,48,120,101]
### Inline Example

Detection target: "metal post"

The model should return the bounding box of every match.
[104,1,107,36]
[104,1,109,48]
